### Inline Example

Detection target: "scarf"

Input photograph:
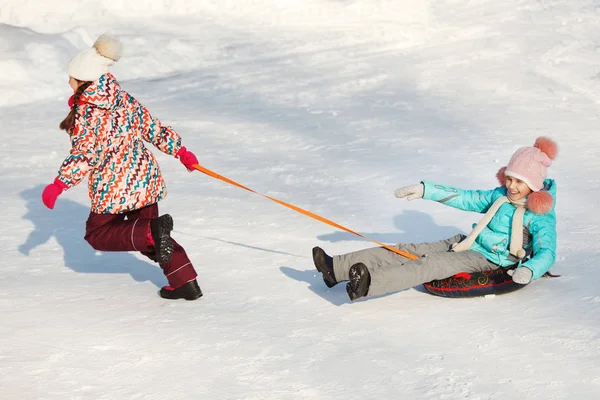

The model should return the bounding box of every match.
[451,196,527,259]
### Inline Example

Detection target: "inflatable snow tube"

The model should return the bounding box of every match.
[423,268,526,298]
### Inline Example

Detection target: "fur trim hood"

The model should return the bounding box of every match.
[78,73,122,110]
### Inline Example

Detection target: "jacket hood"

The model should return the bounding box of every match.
[79,73,121,110]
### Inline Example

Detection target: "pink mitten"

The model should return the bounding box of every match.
[175,146,198,172]
[42,179,68,209]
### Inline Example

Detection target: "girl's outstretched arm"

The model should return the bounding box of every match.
[136,100,182,156]
[421,181,504,214]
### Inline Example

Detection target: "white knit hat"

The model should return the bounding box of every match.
[67,34,123,82]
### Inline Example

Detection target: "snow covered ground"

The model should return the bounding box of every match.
[1,1,599,399]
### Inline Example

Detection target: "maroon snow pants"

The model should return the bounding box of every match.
[84,203,197,288]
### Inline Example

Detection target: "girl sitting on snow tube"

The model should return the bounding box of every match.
[312,137,559,301]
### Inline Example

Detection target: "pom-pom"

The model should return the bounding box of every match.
[534,137,558,160]
[94,34,122,62]
[496,166,507,186]
[528,190,554,214]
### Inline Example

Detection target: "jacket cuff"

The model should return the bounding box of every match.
[175,146,187,159]
[54,177,69,191]
[421,181,433,200]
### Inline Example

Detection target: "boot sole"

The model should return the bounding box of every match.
[346,263,370,301]
[153,214,174,265]
[312,247,337,288]
[159,280,203,300]
[159,288,203,300]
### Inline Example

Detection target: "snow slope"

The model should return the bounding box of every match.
[1,1,599,399]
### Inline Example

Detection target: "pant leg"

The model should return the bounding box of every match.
[395,233,465,256]
[161,241,197,288]
[333,233,465,281]
[123,204,197,287]
[125,204,159,261]
[367,250,498,297]
[85,204,197,288]
[84,210,148,252]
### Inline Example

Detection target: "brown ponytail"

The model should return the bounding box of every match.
[59,80,93,133]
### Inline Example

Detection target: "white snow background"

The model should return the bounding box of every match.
[1,1,599,399]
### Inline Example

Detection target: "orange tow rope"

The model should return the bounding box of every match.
[191,164,418,260]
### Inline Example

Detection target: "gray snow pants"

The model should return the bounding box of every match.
[333,234,499,297]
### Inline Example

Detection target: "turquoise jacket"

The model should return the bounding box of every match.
[422,179,557,280]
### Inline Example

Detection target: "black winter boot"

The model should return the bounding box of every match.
[312,246,338,288]
[160,279,203,300]
[346,263,370,301]
[150,214,174,265]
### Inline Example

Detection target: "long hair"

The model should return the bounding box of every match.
[59,80,93,133]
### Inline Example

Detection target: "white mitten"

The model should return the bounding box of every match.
[508,267,533,284]
[394,183,424,201]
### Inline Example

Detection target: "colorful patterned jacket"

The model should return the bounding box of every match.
[56,73,182,214]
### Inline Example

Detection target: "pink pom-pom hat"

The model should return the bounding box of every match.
[499,137,557,192]
[496,137,558,214]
